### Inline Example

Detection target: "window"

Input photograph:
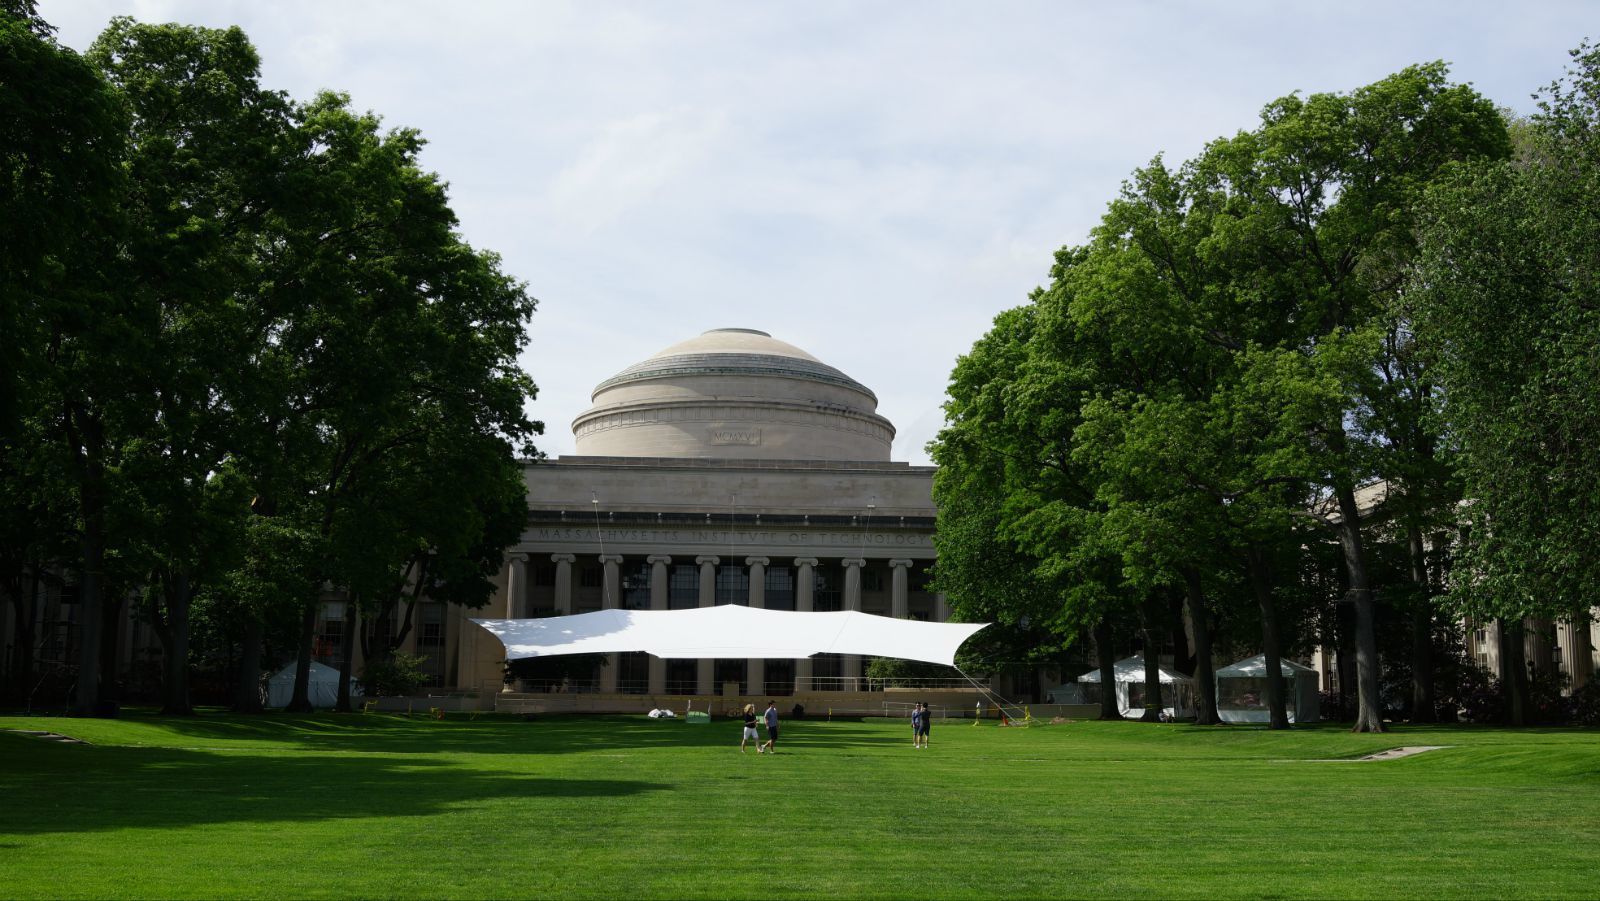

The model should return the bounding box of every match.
[862,568,884,592]
[418,603,445,648]
[715,565,748,605]
[813,565,843,612]
[764,566,795,611]
[668,564,699,609]
[622,561,651,609]
[714,659,747,694]
[579,565,602,589]
[618,652,650,693]
[533,564,555,587]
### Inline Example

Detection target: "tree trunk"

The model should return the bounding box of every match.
[160,569,194,716]
[66,406,107,716]
[1094,618,1118,721]
[1182,568,1221,725]
[285,600,317,713]
[1247,546,1290,730]
[72,521,105,715]
[1139,595,1164,722]
[1407,525,1437,723]
[1334,484,1386,733]
[98,590,123,704]
[1335,605,1356,721]
[5,565,41,705]
[1499,617,1529,727]
[233,616,264,713]
[1169,588,1195,676]
[335,601,358,713]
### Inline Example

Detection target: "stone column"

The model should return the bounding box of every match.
[794,558,817,693]
[935,591,951,623]
[1528,616,1556,675]
[746,557,768,696]
[551,554,575,615]
[1560,615,1594,691]
[647,555,671,694]
[504,553,526,618]
[599,554,623,693]
[842,558,865,687]
[696,555,719,694]
[889,559,912,619]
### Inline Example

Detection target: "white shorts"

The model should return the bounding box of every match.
[743,726,760,739]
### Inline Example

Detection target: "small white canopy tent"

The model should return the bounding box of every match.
[1045,683,1088,704]
[1215,655,1321,724]
[266,661,362,709]
[1077,655,1194,720]
[473,607,988,666]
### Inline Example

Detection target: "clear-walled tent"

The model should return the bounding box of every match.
[1214,655,1320,724]
[266,661,362,709]
[1076,655,1194,720]
[1045,682,1089,704]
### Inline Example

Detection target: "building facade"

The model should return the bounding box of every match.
[441,328,954,709]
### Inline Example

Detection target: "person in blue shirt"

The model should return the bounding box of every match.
[910,702,924,747]
[761,701,779,753]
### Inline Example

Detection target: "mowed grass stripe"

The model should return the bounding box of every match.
[1,715,1597,898]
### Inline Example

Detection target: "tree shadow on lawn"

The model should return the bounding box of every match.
[0,735,669,837]
[45,712,903,756]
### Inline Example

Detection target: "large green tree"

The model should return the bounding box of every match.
[2,2,130,713]
[83,18,296,715]
[1413,43,1600,725]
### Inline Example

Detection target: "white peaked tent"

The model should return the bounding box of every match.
[1077,655,1194,719]
[266,661,362,709]
[473,606,988,667]
[1215,655,1321,724]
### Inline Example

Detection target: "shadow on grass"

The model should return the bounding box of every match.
[0,733,668,837]
[22,712,905,756]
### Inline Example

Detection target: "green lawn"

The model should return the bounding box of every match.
[1,712,1596,899]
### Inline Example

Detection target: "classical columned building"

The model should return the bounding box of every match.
[452,328,948,704]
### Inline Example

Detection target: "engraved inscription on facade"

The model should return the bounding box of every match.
[530,526,932,548]
[709,428,762,446]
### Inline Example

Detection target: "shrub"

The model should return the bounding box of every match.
[361,653,431,697]
[1529,667,1573,725]
[1569,681,1600,728]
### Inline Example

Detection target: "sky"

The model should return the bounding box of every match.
[41,1,1597,465]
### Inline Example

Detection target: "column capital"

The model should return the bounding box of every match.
[505,551,528,564]
[793,557,818,567]
[744,556,770,567]
[695,555,720,566]
[841,557,866,568]
[889,558,914,568]
[646,554,673,565]
[550,553,576,564]
[598,554,624,564]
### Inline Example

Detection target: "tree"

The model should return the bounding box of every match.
[83,18,297,715]
[2,4,130,713]
[1413,43,1600,725]
[1161,64,1508,731]
[242,92,539,712]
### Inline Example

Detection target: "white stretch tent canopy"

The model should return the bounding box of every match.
[1077,655,1194,719]
[472,607,988,667]
[1215,655,1321,724]
[266,661,362,709]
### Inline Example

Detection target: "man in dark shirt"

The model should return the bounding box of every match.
[761,701,779,753]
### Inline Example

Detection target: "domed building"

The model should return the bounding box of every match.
[573,328,895,462]
[450,328,948,709]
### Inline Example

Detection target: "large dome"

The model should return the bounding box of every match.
[572,328,895,461]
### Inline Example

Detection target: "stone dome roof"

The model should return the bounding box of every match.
[573,328,894,461]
